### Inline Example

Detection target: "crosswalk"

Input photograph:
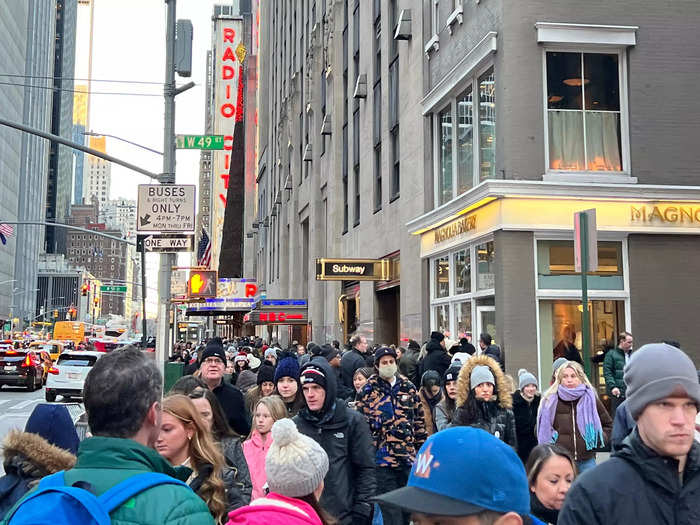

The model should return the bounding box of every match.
[0,397,43,417]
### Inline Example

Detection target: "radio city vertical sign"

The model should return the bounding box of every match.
[315,258,391,281]
[211,17,244,271]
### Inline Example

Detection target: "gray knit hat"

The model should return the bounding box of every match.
[518,369,538,390]
[265,418,329,497]
[552,357,568,375]
[470,365,495,390]
[624,343,700,420]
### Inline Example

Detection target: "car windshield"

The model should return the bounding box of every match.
[57,355,97,367]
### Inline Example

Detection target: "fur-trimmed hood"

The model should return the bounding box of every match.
[2,430,76,478]
[456,354,512,410]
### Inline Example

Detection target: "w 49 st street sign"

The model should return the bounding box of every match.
[175,134,224,150]
[136,233,195,253]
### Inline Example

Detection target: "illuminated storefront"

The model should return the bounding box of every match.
[410,179,700,393]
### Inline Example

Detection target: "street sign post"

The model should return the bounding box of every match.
[136,233,195,253]
[574,209,598,378]
[175,134,224,150]
[101,285,127,293]
[137,184,196,232]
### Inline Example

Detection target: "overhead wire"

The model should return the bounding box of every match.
[0,79,164,97]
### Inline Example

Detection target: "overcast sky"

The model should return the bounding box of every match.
[80,0,221,315]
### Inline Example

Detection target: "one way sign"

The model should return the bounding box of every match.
[136,233,195,253]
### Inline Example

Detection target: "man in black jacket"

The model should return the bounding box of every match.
[397,340,420,387]
[294,358,376,525]
[340,334,372,390]
[200,341,251,436]
[559,343,700,525]
[420,331,451,379]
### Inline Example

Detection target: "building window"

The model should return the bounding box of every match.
[390,127,400,199]
[374,144,382,212]
[353,108,360,226]
[431,0,439,37]
[536,240,623,290]
[433,65,496,206]
[546,52,622,172]
[343,123,349,233]
[435,255,449,298]
[477,240,495,290]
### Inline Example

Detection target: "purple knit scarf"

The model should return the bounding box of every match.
[537,384,605,450]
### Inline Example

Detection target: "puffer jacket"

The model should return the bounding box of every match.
[294,359,376,525]
[602,347,628,396]
[1,436,213,525]
[187,462,249,515]
[512,391,541,463]
[226,492,323,525]
[356,373,428,467]
[451,355,517,448]
[242,430,272,501]
[546,392,612,462]
[559,428,700,525]
[419,340,451,379]
[0,430,76,518]
[220,436,252,504]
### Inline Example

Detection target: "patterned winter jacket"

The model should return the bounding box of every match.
[356,374,427,468]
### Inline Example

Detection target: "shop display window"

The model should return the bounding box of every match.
[477,241,495,290]
[537,240,623,290]
[454,248,471,295]
[435,255,450,298]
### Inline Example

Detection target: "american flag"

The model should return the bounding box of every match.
[197,229,212,268]
[0,224,13,246]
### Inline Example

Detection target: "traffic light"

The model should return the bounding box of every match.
[187,270,217,299]
[68,307,77,320]
[93,296,100,307]
[81,283,89,296]
[53,309,59,319]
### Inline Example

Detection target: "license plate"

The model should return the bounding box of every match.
[4,366,16,372]
[68,372,81,380]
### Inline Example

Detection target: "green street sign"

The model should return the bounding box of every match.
[175,134,225,150]
[101,285,128,293]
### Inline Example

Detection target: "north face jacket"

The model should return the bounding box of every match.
[559,428,700,525]
[355,374,428,468]
[602,347,629,396]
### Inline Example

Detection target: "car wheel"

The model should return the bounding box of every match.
[26,375,35,392]
[45,391,57,402]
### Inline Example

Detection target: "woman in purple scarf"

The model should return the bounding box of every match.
[536,361,612,473]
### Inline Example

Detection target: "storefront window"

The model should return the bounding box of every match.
[477,241,495,290]
[537,240,623,290]
[435,256,450,298]
[455,301,472,339]
[434,303,450,333]
[454,248,471,295]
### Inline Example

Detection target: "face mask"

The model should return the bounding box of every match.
[378,363,397,379]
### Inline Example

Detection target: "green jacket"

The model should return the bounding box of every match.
[2,436,214,525]
[603,347,628,395]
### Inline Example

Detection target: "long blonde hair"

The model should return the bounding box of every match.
[246,395,287,440]
[163,395,228,524]
[541,361,595,404]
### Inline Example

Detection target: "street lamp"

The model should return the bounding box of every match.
[82,131,164,156]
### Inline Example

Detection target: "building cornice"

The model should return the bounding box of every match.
[407,179,700,234]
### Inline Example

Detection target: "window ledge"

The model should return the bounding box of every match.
[424,34,440,59]
[446,6,464,35]
[542,172,638,184]
[535,22,638,47]
[389,193,400,203]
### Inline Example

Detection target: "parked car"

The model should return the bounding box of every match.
[0,348,44,391]
[45,351,102,402]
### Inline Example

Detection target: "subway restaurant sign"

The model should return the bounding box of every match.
[417,198,700,258]
[316,258,391,281]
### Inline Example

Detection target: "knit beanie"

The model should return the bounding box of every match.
[430,331,445,342]
[421,370,442,389]
[299,362,328,390]
[518,368,538,390]
[265,418,329,498]
[443,364,462,385]
[274,355,301,383]
[470,365,495,390]
[624,343,700,420]
[264,347,278,360]
[552,357,568,375]
[201,342,226,364]
[234,352,248,364]
[257,363,276,385]
[25,404,80,455]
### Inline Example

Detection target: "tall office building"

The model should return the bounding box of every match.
[83,135,112,208]
[0,1,56,324]
[72,84,88,205]
[46,0,78,254]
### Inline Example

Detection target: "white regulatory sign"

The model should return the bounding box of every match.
[137,184,196,232]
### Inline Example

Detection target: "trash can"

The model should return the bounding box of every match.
[164,362,184,393]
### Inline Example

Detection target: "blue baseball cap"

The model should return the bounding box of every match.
[374,427,530,517]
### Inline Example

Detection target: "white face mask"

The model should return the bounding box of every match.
[378,363,397,380]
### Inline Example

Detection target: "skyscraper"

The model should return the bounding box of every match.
[46,0,78,254]
[83,135,112,209]
[0,1,56,323]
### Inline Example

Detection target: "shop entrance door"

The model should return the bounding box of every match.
[476,306,497,345]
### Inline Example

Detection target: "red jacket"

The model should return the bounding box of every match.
[242,430,272,501]
[226,493,323,525]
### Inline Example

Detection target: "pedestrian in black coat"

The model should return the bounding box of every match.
[420,331,451,379]
[513,369,541,464]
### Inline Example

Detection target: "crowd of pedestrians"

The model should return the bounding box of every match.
[0,331,699,525]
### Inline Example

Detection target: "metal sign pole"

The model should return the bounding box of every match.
[580,213,591,378]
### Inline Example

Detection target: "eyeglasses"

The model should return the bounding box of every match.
[202,357,224,366]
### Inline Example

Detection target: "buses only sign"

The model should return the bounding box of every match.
[137,184,196,232]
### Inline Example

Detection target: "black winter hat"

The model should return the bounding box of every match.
[374,346,398,364]
[257,363,276,385]
[407,339,421,351]
[430,331,445,342]
[443,365,462,385]
[299,362,328,390]
[201,342,226,364]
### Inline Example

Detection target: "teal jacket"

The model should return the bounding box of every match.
[2,436,214,525]
[603,347,628,396]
